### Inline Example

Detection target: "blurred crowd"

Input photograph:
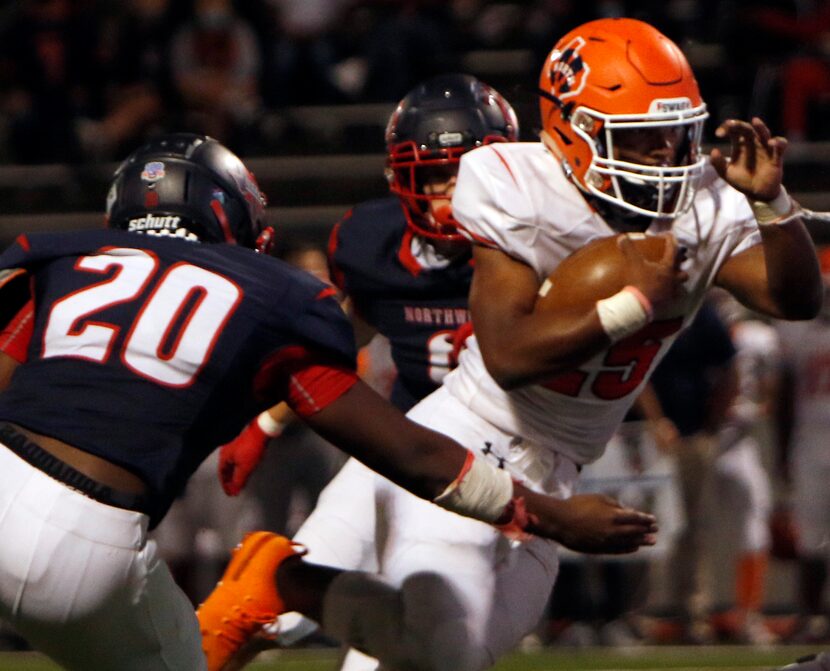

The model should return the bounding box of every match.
[2,0,830,164]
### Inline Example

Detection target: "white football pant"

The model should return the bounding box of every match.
[0,444,206,670]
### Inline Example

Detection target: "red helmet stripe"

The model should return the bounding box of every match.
[210,199,236,244]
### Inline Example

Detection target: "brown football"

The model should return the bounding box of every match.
[536,233,669,313]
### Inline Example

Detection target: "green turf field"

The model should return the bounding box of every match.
[0,646,824,671]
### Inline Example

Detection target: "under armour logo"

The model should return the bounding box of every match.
[480,442,506,469]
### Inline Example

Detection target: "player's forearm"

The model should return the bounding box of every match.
[475,308,610,389]
[757,218,821,319]
[305,380,468,500]
[469,246,618,389]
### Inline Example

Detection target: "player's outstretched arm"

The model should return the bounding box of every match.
[712,117,821,320]
[304,379,658,551]
[302,378,472,502]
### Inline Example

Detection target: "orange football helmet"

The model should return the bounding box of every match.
[539,18,709,221]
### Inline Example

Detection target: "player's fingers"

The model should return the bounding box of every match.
[769,136,788,162]
[659,233,678,267]
[613,513,658,532]
[222,476,239,497]
[709,147,728,178]
[617,530,658,551]
[228,478,243,497]
[603,537,649,555]
[616,234,639,260]
[219,460,240,496]
[752,117,772,145]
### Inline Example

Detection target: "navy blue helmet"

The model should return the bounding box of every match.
[385,73,519,241]
[106,133,268,250]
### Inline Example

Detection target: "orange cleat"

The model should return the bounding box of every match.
[197,531,304,671]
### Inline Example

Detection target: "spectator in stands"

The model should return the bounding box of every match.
[78,0,184,160]
[358,1,462,102]
[0,0,106,163]
[170,0,264,151]
[262,0,354,106]
[726,1,830,140]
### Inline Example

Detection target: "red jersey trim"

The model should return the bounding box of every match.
[316,286,338,301]
[288,363,358,418]
[0,299,34,363]
[14,234,30,252]
[488,145,519,188]
[253,345,358,417]
[456,223,500,249]
[327,215,349,291]
[397,228,423,277]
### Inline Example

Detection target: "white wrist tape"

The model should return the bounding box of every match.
[433,452,514,523]
[256,410,285,437]
[595,286,653,342]
[750,186,801,226]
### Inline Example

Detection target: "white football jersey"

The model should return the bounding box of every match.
[447,142,761,465]
[776,316,830,463]
[729,319,780,426]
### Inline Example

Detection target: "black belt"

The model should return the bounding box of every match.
[0,422,151,516]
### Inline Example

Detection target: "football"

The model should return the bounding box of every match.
[536,233,669,313]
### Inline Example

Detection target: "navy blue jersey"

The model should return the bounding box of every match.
[650,301,736,436]
[0,230,356,524]
[329,197,472,410]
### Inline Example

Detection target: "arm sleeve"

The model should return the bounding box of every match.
[252,345,359,418]
[0,298,34,363]
[287,362,359,418]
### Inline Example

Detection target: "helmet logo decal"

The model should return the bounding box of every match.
[548,36,590,100]
[437,131,464,147]
[649,98,692,113]
[127,213,198,242]
[226,162,265,211]
[141,161,166,184]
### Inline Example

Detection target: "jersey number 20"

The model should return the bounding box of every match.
[43,248,241,387]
